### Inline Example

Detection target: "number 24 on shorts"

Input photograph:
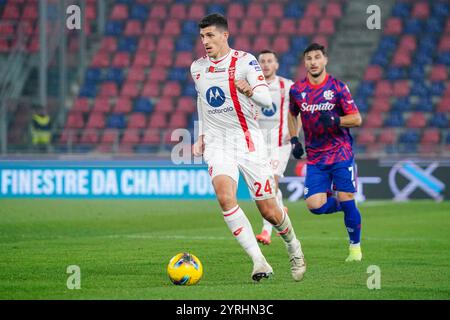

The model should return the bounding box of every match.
[254,180,273,197]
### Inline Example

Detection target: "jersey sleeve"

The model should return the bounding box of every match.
[242,54,267,90]
[289,85,300,117]
[338,82,359,115]
[191,61,205,136]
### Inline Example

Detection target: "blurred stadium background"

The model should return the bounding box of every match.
[0,0,448,157]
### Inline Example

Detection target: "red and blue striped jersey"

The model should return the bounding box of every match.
[289,73,359,165]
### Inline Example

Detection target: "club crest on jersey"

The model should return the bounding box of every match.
[261,103,277,117]
[323,90,334,100]
[249,60,261,71]
[206,86,226,108]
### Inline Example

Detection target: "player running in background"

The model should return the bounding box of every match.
[191,14,306,281]
[288,43,363,262]
[255,50,296,245]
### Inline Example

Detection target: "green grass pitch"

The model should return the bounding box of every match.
[0,199,449,299]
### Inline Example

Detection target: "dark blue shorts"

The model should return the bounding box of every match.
[304,158,357,199]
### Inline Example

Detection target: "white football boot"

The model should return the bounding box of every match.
[287,239,306,281]
[251,257,273,282]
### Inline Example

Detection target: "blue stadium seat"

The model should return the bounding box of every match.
[104,68,124,84]
[386,67,406,80]
[176,37,195,51]
[134,98,153,114]
[168,68,187,82]
[430,82,446,96]
[130,4,149,21]
[107,113,126,129]
[418,35,437,52]
[85,68,102,83]
[280,52,299,67]
[398,143,418,154]
[411,82,429,96]
[414,97,434,112]
[182,21,198,35]
[404,19,422,34]
[447,132,450,144]
[79,84,97,98]
[207,4,225,16]
[409,65,425,81]
[354,98,369,113]
[118,37,137,52]
[392,97,411,112]
[437,52,450,65]
[371,51,389,67]
[357,81,374,98]
[414,51,433,65]
[399,130,420,144]
[425,18,443,34]
[391,2,411,18]
[384,112,404,127]
[291,37,309,52]
[379,36,397,51]
[105,21,124,36]
[284,2,304,18]
[432,2,450,17]
[429,113,448,128]
[183,85,197,97]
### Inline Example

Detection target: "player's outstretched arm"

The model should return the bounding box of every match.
[338,112,362,128]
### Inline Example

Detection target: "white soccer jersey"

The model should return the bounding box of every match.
[257,76,294,148]
[191,49,272,153]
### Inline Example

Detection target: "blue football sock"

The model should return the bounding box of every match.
[340,200,362,244]
[310,197,342,215]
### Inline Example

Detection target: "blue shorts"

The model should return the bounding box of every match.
[304,158,357,199]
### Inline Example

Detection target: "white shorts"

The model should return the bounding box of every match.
[267,143,291,177]
[203,146,276,200]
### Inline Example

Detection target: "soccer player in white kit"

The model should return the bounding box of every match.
[191,14,306,282]
[255,50,295,246]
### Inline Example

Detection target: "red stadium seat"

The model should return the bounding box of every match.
[170,4,186,19]
[162,82,181,97]
[86,4,96,20]
[148,67,167,81]
[163,21,181,36]
[393,80,410,97]
[317,20,335,35]
[121,81,140,98]
[374,80,393,97]
[272,36,290,53]
[72,98,90,113]
[246,3,264,19]
[311,35,328,49]
[156,38,175,53]
[228,3,244,19]
[304,3,322,17]
[298,18,315,35]
[399,35,417,53]
[133,52,152,68]
[227,19,239,35]
[86,112,105,129]
[100,129,119,144]
[177,97,195,113]
[438,35,450,52]
[59,128,79,144]
[128,113,147,129]
[429,65,447,81]
[154,97,175,113]
[112,52,130,68]
[91,51,110,68]
[153,54,172,68]
[259,20,277,36]
[445,19,450,33]
[142,129,161,145]
[99,37,117,52]
[124,20,142,36]
[148,112,168,129]
[233,36,251,52]
[406,112,426,128]
[113,97,132,113]
[127,66,146,82]
[144,20,162,35]
[267,3,283,18]
[384,18,403,35]
[92,97,111,113]
[174,52,193,68]
[411,2,429,19]
[138,37,156,51]
[378,128,397,144]
[168,113,188,129]
[357,131,376,145]
[279,19,297,35]
[363,112,383,128]
[142,81,160,97]
[79,130,99,144]
[99,82,118,97]
[121,129,140,145]
[110,4,129,20]
[364,65,383,81]
[421,129,440,144]
[392,51,412,67]
[437,97,450,112]
[2,5,20,19]
[66,112,84,129]
[240,20,258,36]
[325,2,343,18]
[22,4,38,20]
[150,5,167,19]
[188,4,205,20]
[253,36,271,53]
[371,98,391,113]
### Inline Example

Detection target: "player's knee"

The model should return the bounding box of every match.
[216,192,237,211]
[338,192,354,202]
[306,198,327,214]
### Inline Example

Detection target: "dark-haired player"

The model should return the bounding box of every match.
[288,43,363,261]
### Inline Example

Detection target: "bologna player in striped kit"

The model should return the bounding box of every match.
[255,50,296,245]
[288,43,363,262]
[191,14,306,281]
